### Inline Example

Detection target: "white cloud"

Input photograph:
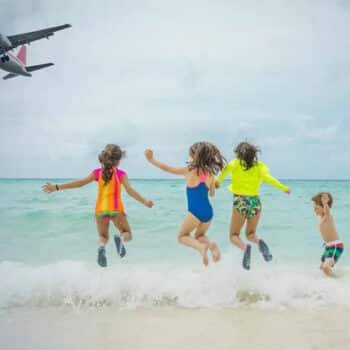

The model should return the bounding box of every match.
[0,0,349,179]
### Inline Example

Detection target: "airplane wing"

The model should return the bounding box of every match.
[26,63,54,72]
[7,24,71,49]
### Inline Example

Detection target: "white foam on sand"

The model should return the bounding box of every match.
[1,254,349,310]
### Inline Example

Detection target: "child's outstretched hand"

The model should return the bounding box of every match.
[285,188,291,194]
[144,149,154,161]
[144,199,154,208]
[42,183,56,193]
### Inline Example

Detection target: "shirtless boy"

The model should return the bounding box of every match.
[312,192,344,277]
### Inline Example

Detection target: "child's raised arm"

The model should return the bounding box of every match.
[121,175,153,208]
[144,149,187,176]
[321,193,331,218]
[42,172,95,193]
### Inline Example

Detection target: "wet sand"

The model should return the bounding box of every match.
[1,307,350,350]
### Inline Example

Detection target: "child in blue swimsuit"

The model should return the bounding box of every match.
[145,142,226,266]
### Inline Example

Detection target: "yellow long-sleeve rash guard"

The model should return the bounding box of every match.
[216,159,289,196]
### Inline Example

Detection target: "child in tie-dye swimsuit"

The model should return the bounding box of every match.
[42,144,153,267]
[145,142,225,266]
[216,142,290,270]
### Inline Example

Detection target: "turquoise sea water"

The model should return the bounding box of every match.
[0,179,349,309]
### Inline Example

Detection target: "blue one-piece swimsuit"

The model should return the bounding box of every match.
[186,172,213,222]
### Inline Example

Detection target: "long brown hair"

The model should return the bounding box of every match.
[98,144,124,184]
[188,142,225,175]
[234,142,260,170]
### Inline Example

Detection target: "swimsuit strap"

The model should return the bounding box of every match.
[199,172,209,183]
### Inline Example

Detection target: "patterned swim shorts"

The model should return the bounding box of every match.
[233,194,262,219]
[321,241,344,265]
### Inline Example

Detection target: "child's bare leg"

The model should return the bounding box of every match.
[321,261,336,278]
[111,215,132,242]
[195,221,221,262]
[246,212,272,262]
[96,217,110,267]
[110,215,131,258]
[96,217,110,246]
[179,213,209,266]
[245,214,261,244]
[230,209,246,250]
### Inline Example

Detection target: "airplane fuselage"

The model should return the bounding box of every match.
[0,33,12,53]
[0,51,31,77]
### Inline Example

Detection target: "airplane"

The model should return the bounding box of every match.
[0,24,71,80]
[0,45,54,80]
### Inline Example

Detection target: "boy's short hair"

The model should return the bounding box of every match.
[311,192,333,208]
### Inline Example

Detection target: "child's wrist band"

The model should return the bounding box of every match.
[56,184,59,191]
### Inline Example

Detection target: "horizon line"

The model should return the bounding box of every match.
[1,178,350,181]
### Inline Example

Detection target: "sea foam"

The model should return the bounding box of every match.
[1,254,349,310]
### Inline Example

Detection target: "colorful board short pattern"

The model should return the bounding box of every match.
[94,167,126,219]
[321,241,344,265]
[233,194,262,219]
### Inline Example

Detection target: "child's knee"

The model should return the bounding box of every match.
[178,233,188,244]
[230,231,240,240]
[99,232,109,240]
[195,232,205,240]
[122,231,132,242]
[246,230,257,241]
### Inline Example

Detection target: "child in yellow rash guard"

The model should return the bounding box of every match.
[216,142,290,270]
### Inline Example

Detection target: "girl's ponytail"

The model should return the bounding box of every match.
[98,144,124,184]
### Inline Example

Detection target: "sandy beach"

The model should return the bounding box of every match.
[1,306,349,350]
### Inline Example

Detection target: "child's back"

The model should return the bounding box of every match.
[312,192,344,277]
[312,192,340,242]
[217,159,288,196]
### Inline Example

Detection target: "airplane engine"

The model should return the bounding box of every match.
[0,34,11,52]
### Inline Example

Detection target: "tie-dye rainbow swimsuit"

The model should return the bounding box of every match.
[93,167,126,219]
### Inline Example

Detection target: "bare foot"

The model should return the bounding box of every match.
[199,244,209,266]
[322,265,337,278]
[210,243,221,262]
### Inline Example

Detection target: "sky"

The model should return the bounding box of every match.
[1,0,349,179]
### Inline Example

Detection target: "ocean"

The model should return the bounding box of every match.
[0,179,349,349]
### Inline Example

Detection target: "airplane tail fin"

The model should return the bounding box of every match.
[26,63,54,72]
[17,45,27,65]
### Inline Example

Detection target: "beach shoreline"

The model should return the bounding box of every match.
[1,306,350,350]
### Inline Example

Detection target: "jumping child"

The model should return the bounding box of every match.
[216,142,290,270]
[42,144,153,267]
[144,142,225,266]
